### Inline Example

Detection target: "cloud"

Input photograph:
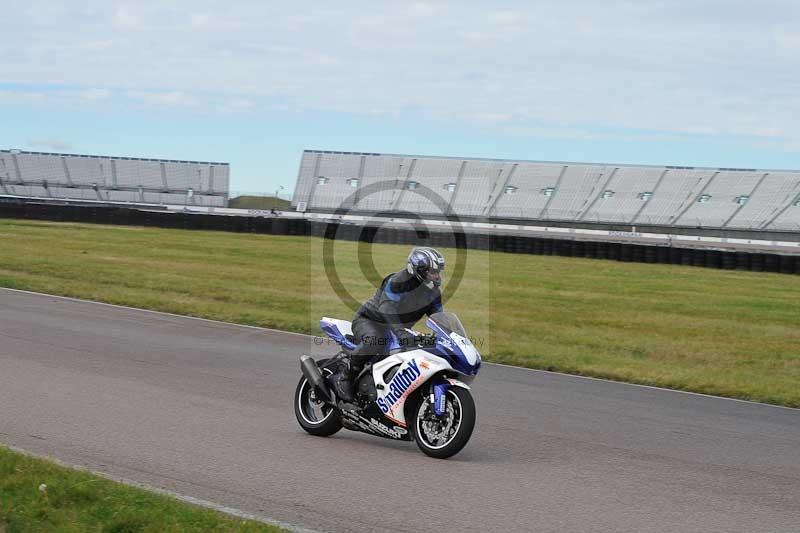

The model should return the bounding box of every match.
[126,90,198,108]
[27,138,74,151]
[112,6,142,30]
[218,98,257,112]
[1,0,799,145]
[189,13,211,28]
[0,90,48,105]
[0,87,114,109]
[77,88,112,101]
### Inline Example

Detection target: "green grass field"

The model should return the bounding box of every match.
[0,446,283,532]
[0,218,798,407]
[228,195,291,210]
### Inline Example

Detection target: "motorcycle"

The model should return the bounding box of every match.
[295,312,481,459]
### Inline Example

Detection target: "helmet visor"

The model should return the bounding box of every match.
[426,269,443,287]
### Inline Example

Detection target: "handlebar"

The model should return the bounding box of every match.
[416,333,437,347]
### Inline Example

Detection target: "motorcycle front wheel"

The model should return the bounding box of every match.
[412,387,475,459]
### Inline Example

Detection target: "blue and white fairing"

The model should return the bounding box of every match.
[319,317,401,352]
[424,312,481,376]
[320,313,480,428]
[370,312,481,425]
[320,317,357,350]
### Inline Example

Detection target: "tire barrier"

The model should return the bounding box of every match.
[690,250,704,267]
[750,254,764,272]
[1,202,798,275]
[735,252,750,271]
[780,255,797,274]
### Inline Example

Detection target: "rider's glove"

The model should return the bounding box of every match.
[417,333,437,347]
[395,328,418,348]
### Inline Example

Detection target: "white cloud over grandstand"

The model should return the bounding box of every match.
[126,90,199,108]
[77,88,112,102]
[2,0,799,146]
[27,138,73,151]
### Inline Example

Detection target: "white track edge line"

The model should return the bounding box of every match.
[2,287,797,412]
[0,287,309,338]
[487,362,799,412]
[2,443,319,533]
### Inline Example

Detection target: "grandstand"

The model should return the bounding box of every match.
[0,150,229,207]
[292,150,800,232]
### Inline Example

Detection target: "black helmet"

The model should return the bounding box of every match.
[407,247,445,289]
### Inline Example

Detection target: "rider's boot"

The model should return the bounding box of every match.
[330,358,358,403]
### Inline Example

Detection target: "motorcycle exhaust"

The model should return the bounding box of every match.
[300,355,332,402]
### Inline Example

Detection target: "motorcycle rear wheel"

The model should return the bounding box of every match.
[294,372,342,437]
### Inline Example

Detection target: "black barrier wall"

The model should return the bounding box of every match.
[300,207,800,243]
[1,203,798,275]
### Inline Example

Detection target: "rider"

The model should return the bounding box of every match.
[330,247,446,402]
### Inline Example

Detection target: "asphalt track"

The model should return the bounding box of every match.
[1,288,799,532]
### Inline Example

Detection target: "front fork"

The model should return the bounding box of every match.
[429,376,471,417]
[431,380,450,417]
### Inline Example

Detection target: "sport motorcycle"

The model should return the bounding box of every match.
[295,312,481,459]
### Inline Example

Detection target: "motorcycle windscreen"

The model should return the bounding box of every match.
[427,312,480,372]
[427,312,467,337]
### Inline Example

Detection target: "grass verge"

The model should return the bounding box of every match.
[0,218,798,407]
[0,445,283,532]
[227,196,291,210]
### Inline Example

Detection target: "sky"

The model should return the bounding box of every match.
[1,0,799,195]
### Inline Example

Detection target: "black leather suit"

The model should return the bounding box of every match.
[348,269,443,369]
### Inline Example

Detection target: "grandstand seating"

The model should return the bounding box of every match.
[356,154,406,212]
[292,150,800,231]
[730,172,800,230]
[395,158,465,214]
[492,162,566,219]
[450,160,505,216]
[633,169,718,226]
[580,166,664,223]
[674,171,763,228]
[63,156,107,186]
[542,165,608,221]
[307,152,363,210]
[0,150,229,207]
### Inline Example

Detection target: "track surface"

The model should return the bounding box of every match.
[1,289,799,532]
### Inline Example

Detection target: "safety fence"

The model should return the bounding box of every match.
[1,203,798,275]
